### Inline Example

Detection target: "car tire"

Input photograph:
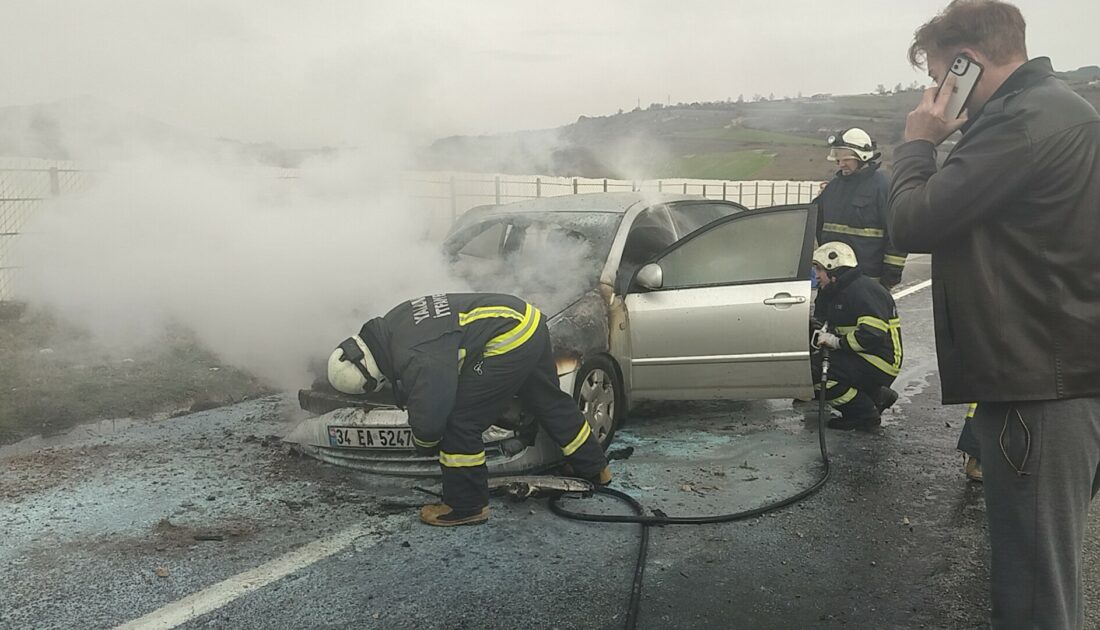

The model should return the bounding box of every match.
[572,355,624,450]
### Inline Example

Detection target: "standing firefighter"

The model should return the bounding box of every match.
[816,128,908,289]
[810,242,903,430]
[327,293,610,527]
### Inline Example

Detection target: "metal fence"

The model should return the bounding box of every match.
[0,160,823,301]
[0,158,95,301]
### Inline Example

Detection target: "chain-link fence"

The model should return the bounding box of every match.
[0,158,96,301]
[0,159,823,301]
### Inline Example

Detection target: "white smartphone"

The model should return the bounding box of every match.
[941,54,983,119]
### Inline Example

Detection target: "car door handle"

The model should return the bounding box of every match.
[763,294,806,306]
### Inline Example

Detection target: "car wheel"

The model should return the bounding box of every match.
[573,355,623,450]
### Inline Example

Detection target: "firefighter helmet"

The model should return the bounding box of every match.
[813,241,859,271]
[327,335,385,394]
[826,128,876,162]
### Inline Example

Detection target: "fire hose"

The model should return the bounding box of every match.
[548,347,834,630]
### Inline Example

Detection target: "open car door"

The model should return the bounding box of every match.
[624,204,816,401]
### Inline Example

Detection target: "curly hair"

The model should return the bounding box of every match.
[908,0,1027,69]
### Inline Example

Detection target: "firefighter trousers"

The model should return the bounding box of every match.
[811,350,895,421]
[439,321,608,511]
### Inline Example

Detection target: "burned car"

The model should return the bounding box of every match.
[286,192,818,475]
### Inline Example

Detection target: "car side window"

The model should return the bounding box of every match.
[665,202,743,236]
[657,209,806,289]
[456,222,508,260]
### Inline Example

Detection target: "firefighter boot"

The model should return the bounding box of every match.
[827,410,882,431]
[589,466,612,487]
[872,386,899,413]
[964,456,983,482]
[419,504,490,527]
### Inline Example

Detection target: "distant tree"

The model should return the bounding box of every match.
[894,82,903,93]
[797,91,803,99]
[909,80,921,91]
[617,108,623,115]
[768,92,775,101]
[648,103,663,110]
[876,84,888,95]
[737,94,744,103]
[752,94,764,102]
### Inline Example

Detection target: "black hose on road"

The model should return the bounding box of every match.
[549,350,834,629]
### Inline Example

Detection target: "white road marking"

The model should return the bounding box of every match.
[892,279,932,300]
[114,524,376,630]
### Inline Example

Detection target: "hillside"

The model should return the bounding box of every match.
[420,66,1100,181]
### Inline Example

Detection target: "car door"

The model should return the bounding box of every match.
[624,204,816,401]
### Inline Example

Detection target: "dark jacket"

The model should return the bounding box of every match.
[815,267,903,378]
[889,57,1100,403]
[358,293,540,445]
[815,162,908,286]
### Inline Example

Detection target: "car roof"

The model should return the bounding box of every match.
[462,191,706,220]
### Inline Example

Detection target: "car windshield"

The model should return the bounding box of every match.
[444,211,622,315]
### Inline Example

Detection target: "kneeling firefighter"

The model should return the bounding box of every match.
[327,293,611,527]
[810,242,903,430]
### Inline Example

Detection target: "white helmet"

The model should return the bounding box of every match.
[327,335,386,395]
[826,128,876,162]
[813,242,859,271]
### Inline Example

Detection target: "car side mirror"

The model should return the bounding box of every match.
[635,263,663,290]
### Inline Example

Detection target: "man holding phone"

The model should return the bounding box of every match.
[888,1,1100,628]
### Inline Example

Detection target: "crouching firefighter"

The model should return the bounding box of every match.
[326,293,611,527]
[810,243,903,431]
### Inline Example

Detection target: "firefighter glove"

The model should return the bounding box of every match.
[812,330,841,350]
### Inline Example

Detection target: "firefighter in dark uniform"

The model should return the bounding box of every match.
[327,293,610,527]
[815,128,908,289]
[810,242,903,430]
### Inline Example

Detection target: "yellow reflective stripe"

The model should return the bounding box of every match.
[562,421,592,456]
[458,348,467,371]
[484,304,541,357]
[846,331,864,352]
[413,436,440,448]
[822,223,884,238]
[458,306,524,326]
[858,350,901,376]
[830,388,858,405]
[439,451,486,468]
[857,316,890,332]
[835,325,857,334]
[884,254,907,267]
[966,403,978,419]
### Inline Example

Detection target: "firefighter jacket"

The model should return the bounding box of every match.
[814,267,903,379]
[815,162,907,287]
[890,57,1100,403]
[357,293,541,447]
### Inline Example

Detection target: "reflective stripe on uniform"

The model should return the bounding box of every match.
[829,387,858,406]
[458,306,524,326]
[413,435,440,448]
[884,254,907,267]
[484,303,541,357]
[855,317,903,376]
[822,222,885,238]
[439,450,487,468]
[846,331,865,352]
[562,421,593,456]
[966,403,978,419]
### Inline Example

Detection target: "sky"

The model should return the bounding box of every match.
[3,0,1098,148]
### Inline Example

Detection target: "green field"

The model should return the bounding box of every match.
[655,150,774,180]
[673,127,820,146]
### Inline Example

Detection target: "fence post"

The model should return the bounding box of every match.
[754,181,759,209]
[573,178,578,194]
[49,167,60,197]
[632,180,637,192]
[603,178,608,192]
[536,177,542,198]
[739,182,744,205]
[784,182,790,204]
[682,182,687,194]
[494,175,501,204]
[657,180,663,192]
[771,182,776,206]
[449,176,457,222]
[702,184,707,197]
[722,181,727,200]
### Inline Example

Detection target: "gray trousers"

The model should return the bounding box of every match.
[972,397,1100,629]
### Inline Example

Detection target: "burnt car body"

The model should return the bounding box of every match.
[286,192,818,475]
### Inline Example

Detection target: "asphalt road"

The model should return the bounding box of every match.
[5,255,1100,630]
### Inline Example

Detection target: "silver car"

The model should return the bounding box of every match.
[286,192,817,474]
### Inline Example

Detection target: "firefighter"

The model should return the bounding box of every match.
[327,293,610,527]
[815,128,908,289]
[810,242,903,430]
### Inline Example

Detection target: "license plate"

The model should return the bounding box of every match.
[327,426,414,449]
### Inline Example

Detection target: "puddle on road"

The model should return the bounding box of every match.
[0,417,142,459]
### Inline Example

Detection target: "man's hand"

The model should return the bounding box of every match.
[904,74,970,145]
[812,330,840,350]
